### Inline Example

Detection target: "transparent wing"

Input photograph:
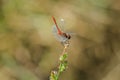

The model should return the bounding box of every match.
[66,32,76,36]
[59,18,65,32]
[52,25,68,42]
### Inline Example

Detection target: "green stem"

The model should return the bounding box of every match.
[50,43,69,80]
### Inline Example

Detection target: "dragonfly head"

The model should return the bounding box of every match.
[67,34,71,39]
[62,33,71,40]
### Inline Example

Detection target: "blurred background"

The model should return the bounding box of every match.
[0,0,120,80]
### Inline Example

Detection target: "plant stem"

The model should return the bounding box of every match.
[50,43,69,80]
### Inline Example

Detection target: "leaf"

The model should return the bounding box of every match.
[59,53,68,61]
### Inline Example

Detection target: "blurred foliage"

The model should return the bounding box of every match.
[0,0,120,80]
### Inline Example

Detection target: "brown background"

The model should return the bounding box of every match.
[0,0,120,80]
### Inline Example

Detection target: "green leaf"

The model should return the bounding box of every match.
[59,61,68,72]
[59,53,68,61]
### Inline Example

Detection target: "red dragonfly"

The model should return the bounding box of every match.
[52,16,71,44]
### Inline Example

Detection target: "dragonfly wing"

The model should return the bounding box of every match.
[52,25,68,42]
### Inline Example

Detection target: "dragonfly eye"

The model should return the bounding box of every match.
[67,35,71,39]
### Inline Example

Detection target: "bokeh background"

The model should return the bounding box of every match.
[0,0,120,80]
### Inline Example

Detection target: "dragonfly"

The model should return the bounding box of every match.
[52,16,71,45]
